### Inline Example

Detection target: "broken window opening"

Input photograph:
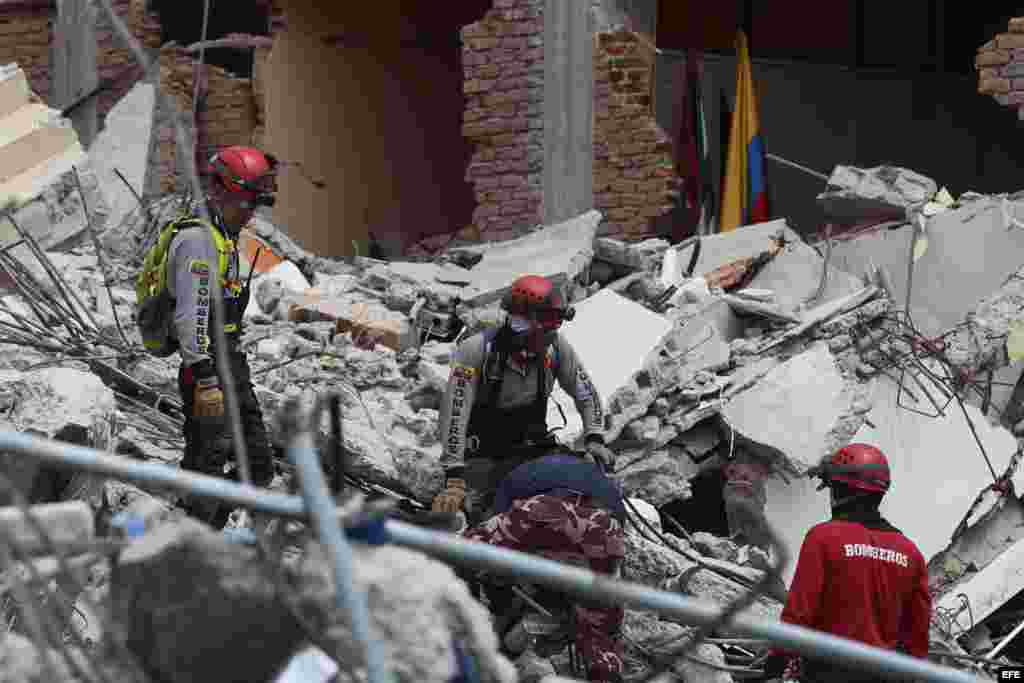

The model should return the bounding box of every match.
[660,467,730,539]
[155,0,270,78]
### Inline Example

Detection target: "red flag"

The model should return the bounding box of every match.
[673,50,715,241]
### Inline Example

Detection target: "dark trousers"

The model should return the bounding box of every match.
[178,350,272,527]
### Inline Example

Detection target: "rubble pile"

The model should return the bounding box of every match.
[0,66,1011,681]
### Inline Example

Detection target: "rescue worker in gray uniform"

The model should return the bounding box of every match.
[431,274,616,524]
[166,146,278,527]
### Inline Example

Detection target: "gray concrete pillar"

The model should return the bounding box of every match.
[54,0,99,147]
[542,0,593,225]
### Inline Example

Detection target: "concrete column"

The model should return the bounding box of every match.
[54,0,99,146]
[542,0,593,225]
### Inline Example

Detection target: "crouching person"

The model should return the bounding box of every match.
[464,449,626,683]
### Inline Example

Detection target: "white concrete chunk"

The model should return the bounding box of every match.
[459,210,601,306]
[88,82,155,232]
[553,288,672,440]
[0,501,93,556]
[264,260,311,295]
[747,240,863,313]
[721,342,851,469]
[0,367,116,437]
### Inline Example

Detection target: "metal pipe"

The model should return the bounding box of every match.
[386,523,982,683]
[286,422,390,683]
[0,431,983,682]
[985,617,1024,661]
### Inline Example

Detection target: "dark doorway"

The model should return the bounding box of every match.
[660,466,729,538]
[155,0,270,77]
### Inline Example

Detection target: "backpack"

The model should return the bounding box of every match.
[135,216,224,356]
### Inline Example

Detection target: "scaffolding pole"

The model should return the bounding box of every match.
[0,430,984,683]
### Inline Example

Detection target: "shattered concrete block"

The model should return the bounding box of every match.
[557,288,672,441]
[323,414,443,503]
[419,341,455,365]
[112,520,516,683]
[623,416,661,442]
[0,367,116,438]
[746,239,864,314]
[671,421,721,460]
[457,210,601,307]
[626,497,662,533]
[691,532,740,563]
[672,643,734,683]
[721,342,856,470]
[0,501,92,556]
[663,565,782,625]
[614,449,695,506]
[623,520,698,587]
[292,541,517,683]
[89,82,155,235]
[593,236,669,271]
[817,165,938,222]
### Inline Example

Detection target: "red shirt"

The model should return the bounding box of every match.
[779,518,931,660]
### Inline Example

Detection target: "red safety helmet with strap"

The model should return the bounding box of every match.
[817,443,892,494]
[501,275,575,330]
[208,146,279,207]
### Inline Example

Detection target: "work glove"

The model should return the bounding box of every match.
[586,440,616,473]
[432,478,467,514]
[781,656,803,682]
[193,377,225,419]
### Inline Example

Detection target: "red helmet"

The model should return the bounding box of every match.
[824,443,891,493]
[501,275,575,329]
[209,146,278,205]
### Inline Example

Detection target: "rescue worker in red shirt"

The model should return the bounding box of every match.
[764,443,931,682]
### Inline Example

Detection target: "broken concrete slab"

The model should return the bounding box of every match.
[0,367,116,437]
[746,239,864,314]
[934,531,1024,631]
[817,165,937,222]
[662,562,782,626]
[553,288,673,442]
[89,82,154,234]
[457,210,601,306]
[0,501,92,556]
[613,449,694,506]
[721,293,800,325]
[721,342,854,469]
[623,520,698,588]
[830,197,1024,346]
[594,236,669,272]
[688,218,800,279]
[112,520,516,683]
[856,376,1021,572]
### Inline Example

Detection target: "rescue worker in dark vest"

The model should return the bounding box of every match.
[764,444,931,682]
[166,146,278,527]
[431,274,615,524]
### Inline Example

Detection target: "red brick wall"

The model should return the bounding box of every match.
[156,48,258,193]
[0,6,52,99]
[977,17,1024,117]
[593,29,678,241]
[460,0,545,243]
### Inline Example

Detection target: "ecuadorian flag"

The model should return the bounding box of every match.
[719,31,769,233]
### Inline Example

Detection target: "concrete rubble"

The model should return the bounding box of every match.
[0,60,1016,682]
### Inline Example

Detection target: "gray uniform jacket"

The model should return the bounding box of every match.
[166,226,241,368]
[438,330,604,473]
